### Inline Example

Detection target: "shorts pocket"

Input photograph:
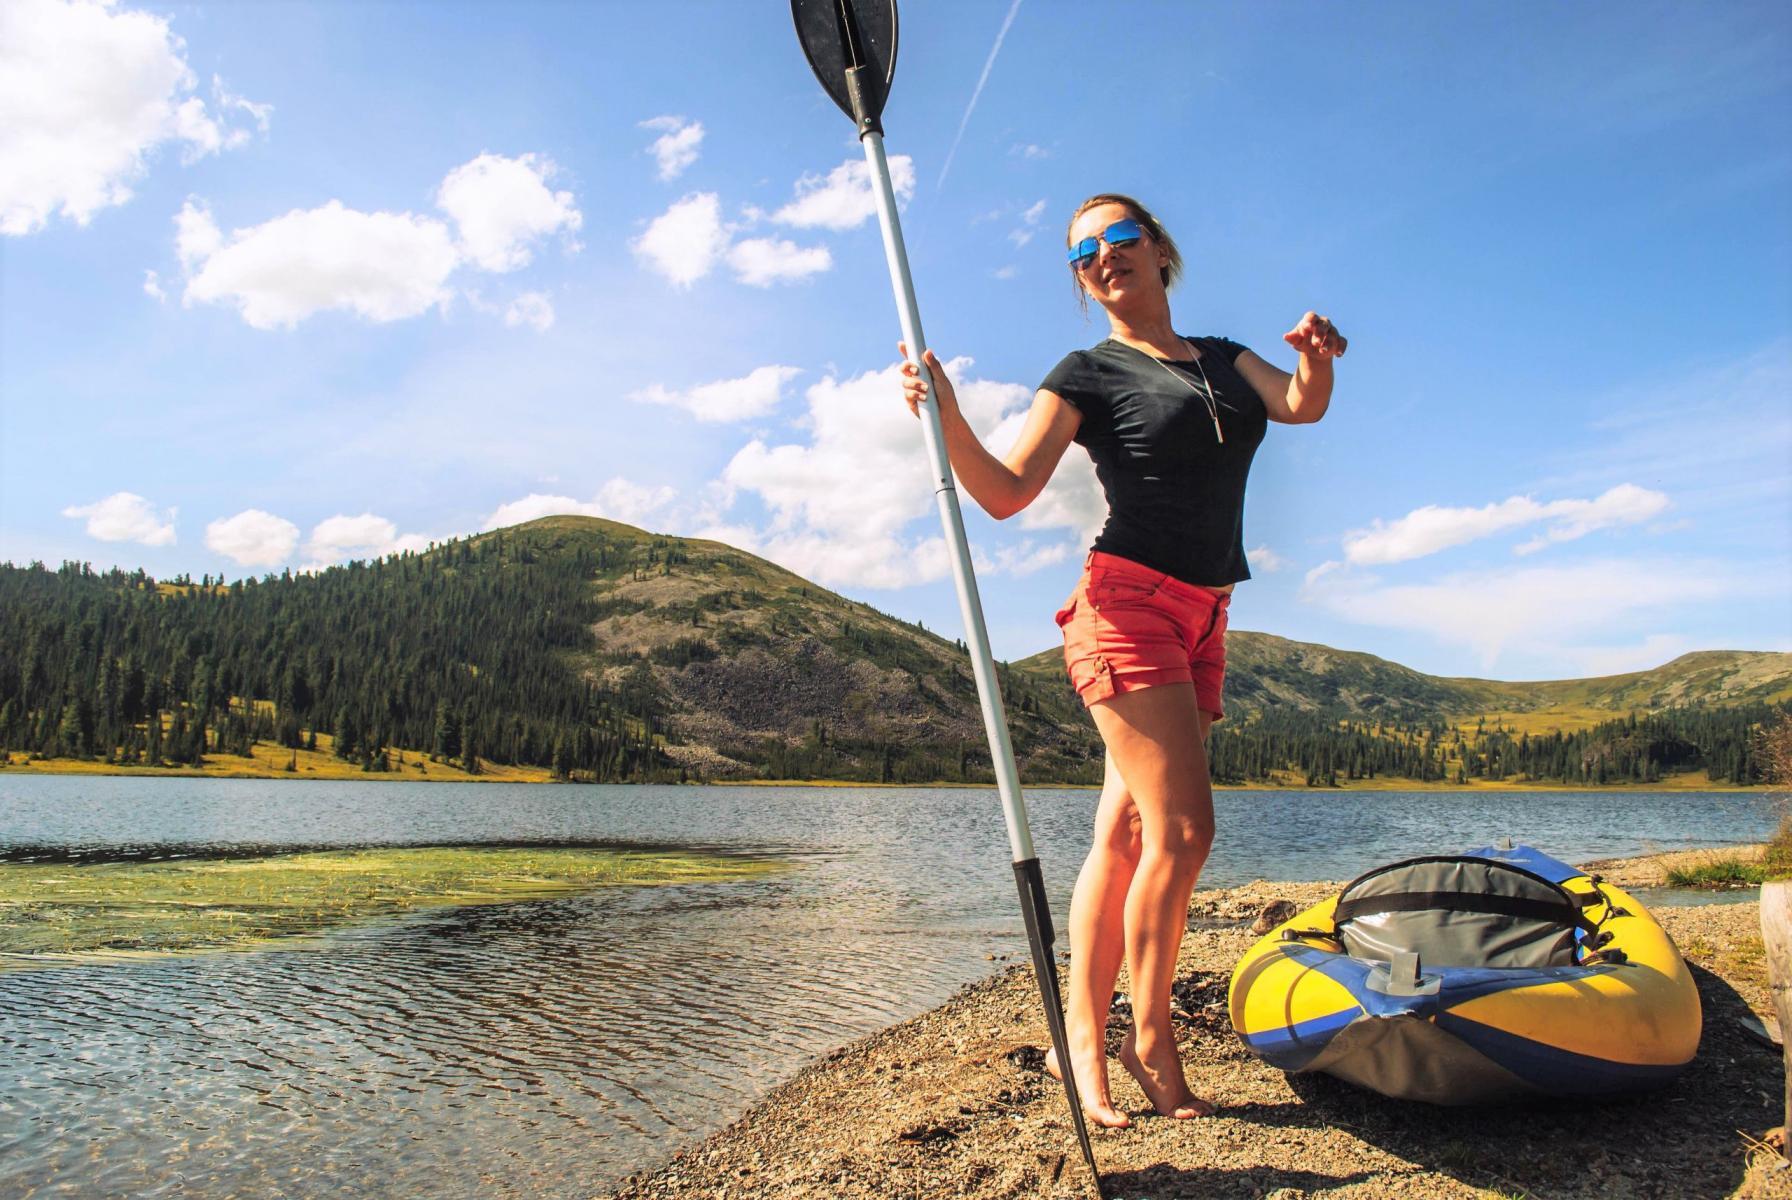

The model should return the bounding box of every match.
[1089,574,1161,609]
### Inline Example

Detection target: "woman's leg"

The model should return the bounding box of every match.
[1090,683,1216,1118]
[1046,754,1141,1127]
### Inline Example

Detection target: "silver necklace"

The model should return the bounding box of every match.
[1114,336,1224,443]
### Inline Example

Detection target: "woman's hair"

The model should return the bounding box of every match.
[1067,193,1182,314]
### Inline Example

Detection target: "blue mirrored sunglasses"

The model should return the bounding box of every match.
[1066,218,1143,270]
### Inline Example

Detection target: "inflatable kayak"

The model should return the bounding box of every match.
[1228,844,1701,1104]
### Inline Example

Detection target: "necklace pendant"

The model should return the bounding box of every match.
[1213,415,1224,444]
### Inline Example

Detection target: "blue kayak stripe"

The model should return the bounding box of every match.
[1275,943,1607,1013]
[1241,943,1620,1072]
[1240,1007,1360,1071]
[1436,1012,1688,1093]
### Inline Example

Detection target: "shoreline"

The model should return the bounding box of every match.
[0,755,1763,794]
[603,850,1785,1200]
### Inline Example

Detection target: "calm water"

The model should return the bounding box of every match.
[0,776,1772,1198]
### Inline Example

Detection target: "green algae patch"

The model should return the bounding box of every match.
[0,846,779,964]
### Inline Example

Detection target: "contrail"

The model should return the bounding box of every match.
[934,0,1023,193]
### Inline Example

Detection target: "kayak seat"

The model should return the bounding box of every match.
[1331,855,1590,970]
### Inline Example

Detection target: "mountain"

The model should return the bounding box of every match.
[2,515,1786,786]
[1018,634,1792,723]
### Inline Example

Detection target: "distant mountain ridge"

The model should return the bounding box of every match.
[2,514,1786,785]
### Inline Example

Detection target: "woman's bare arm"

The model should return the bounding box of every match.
[1233,312,1346,425]
[899,345,1082,520]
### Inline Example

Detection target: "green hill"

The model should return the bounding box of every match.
[2,515,1785,787]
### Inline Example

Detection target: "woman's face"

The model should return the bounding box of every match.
[1068,201,1169,312]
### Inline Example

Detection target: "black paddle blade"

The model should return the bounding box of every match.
[1013,857,1104,1198]
[791,0,898,135]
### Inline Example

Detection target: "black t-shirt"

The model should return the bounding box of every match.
[1040,335,1267,586]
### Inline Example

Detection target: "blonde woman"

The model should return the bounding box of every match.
[898,193,1345,1126]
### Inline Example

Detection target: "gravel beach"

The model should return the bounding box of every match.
[604,851,1788,1200]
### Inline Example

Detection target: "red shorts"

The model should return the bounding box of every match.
[1054,551,1230,719]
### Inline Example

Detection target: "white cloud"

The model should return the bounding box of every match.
[482,478,677,531]
[632,192,729,287]
[1341,483,1670,565]
[142,269,165,301]
[771,156,914,231]
[504,291,554,331]
[435,152,581,273]
[1008,198,1047,248]
[62,491,175,546]
[986,539,1073,577]
[206,509,299,567]
[631,364,800,423]
[212,76,271,139]
[174,196,221,268]
[179,199,460,329]
[593,478,679,526]
[1009,143,1050,160]
[303,513,430,565]
[726,237,832,286]
[0,0,267,236]
[175,153,580,329]
[1512,484,1672,554]
[1305,557,1745,670]
[712,359,1091,589]
[1248,545,1289,573]
[640,115,704,181]
[992,265,1018,281]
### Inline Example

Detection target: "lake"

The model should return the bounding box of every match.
[0,775,1773,1198]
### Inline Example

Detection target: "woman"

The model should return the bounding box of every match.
[898,193,1345,1127]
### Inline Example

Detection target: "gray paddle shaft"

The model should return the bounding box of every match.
[860,130,1034,865]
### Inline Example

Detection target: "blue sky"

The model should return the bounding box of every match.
[3,0,1788,681]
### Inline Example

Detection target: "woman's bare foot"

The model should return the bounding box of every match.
[1117,1027,1214,1119]
[1043,1045,1131,1128]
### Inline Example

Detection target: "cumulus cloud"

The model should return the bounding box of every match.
[504,291,554,331]
[206,509,299,567]
[631,192,729,287]
[711,359,1092,588]
[178,199,460,329]
[640,115,704,181]
[726,237,832,287]
[0,0,268,236]
[142,269,165,301]
[1340,483,1670,565]
[176,152,581,329]
[771,156,914,231]
[631,365,800,423]
[62,491,176,546]
[482,478,678,531]
[435,152,581,272]
[302,513,430,566]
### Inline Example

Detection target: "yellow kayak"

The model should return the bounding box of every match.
[1228,844,1701,1104]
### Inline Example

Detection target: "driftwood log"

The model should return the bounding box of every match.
[1763,880,1792,1155]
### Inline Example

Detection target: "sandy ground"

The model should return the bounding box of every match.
[603,853,1789,1200]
